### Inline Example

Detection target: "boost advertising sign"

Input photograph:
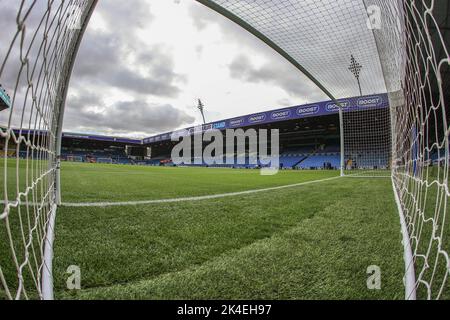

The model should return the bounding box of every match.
[143,93,389,144]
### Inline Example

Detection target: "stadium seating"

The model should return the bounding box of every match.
[61,147,135,164]
[279,144,341,169]
[57,142,387,171]
[279,155,307,168]
[297,154,341,169]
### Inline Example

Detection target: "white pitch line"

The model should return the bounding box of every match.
[61,175,342,208]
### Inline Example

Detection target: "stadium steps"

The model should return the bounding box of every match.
[292,146,322,168]
[292,155,310,168]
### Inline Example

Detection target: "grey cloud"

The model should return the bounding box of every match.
[189,1,327,102]
[0,3,16,44]
[76,0,189,132]
[229,54,327,101]
[73,31,182,97]
[64,92,195,135]
[2,0,184,99]
[189,3,212,31]
[72,32,121,77]
[1,0,188,135]
[188,1,269,53]
[195,45,204,58]
[189,1,386,99]
[108,68,181,97]
[277,98,294,107]
[0,1,60,91]
[97,0,154,32]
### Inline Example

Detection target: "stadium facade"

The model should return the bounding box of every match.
[143,93,390,170]
[1,93,390,170]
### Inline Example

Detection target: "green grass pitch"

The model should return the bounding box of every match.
[1,162,406,299]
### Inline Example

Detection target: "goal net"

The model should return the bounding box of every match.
[97,157,113,164]
[0,0,448,300]
[343,104,392,177]
[66,156,84,163]
[366,0,450,299]
[199,0,449,299]
[0,0,96,300]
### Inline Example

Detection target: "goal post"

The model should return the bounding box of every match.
[341,100,392,177]
[0,0,448,300]
[65,156,84,163]
[97,158,113,164]
[373,0,450,299]
[192,0,450,299]
[333,94,392,178]
[54,1,99,206]
[0,0,97,300]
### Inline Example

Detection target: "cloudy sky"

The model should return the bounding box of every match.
[2,0,386,139]
[62,0,327,138]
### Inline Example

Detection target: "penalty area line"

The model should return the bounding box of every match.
[61,175,342,208]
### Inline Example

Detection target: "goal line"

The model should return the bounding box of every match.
[61,176,342,208]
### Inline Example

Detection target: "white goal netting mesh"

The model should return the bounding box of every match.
[0,0,95,300]
[343,106,391,176]
[0,0,448,300]
[199,0,393,176]
[199,0,449,299]
[367,0,450,299]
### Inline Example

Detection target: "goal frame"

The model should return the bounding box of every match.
[194,0,412,298]
[5,0,445,300]
[48,0,406,299]
[42,0,99,300]
[54,1,98,206]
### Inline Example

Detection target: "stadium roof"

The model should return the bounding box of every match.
[61,132,142,145]
[2,128,142,145]
[143,93,389,145]
[3,93,388,146]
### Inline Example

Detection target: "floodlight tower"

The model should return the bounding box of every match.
[340,55,362,176]
[197,99,206,124]
[348,55,363,96]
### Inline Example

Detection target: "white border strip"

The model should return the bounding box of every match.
[62,176,341,208]
[391,176,417,300]
[345,175,391,179]
[42,203,57,300]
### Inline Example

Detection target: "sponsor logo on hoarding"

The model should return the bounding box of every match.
[229,118,245,127]
[357,96,383,108]
[213,121,226,129]
[297,105,320,116]
[326,100,351,112]
[248,114,267,123]
[271,109,292,120]
[64,134,87,139]
[203,124,213,131]
[172,130,187,139]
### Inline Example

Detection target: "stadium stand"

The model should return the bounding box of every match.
[141,94,390,171]
[1,94,389,171]
[297,154,341,170]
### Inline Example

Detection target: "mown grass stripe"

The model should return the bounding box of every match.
[61,176,342,207]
